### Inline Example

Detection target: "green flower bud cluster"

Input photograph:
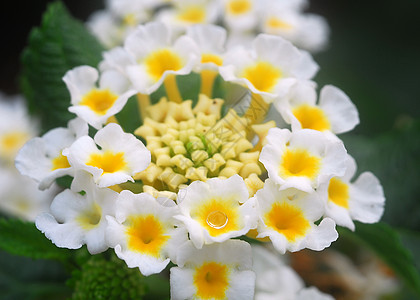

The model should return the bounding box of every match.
[70,254,146,300]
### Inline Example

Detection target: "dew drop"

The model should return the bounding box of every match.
[206,211,228,229]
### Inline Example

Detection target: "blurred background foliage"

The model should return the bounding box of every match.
[0,0,419,299]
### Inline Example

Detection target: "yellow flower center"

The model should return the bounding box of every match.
[177,6,206,24]
[51,153,70,171]
[328,177,350,208]
[80,89,119,115]
[266,17,293,30]
[122,13,138,27]
[76,203,102,230]
[201,53,223,66]
[279,148,321,180]
[126,215,169,256]
[144,49,183,81]
[292,104,331,131]
[1,131,28,155]
[265,202,310,242]
[194,262,230,299]
[86,151,127,174]
[227,0,252,15]
[242,61,282,93]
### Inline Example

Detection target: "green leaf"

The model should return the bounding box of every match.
[0,249,71,300]
[340,222,420,296]
[0,218,71,262]
[20,1,104,132]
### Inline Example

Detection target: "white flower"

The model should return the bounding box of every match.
[106,190,186,276]
[255,180,338,254]
[0,168,59,221]
[64,123,151,188]
[0,93,38,165]
[223,0,259,32]
[220,34,318,103]
[252,244,304,300]
[186,24,227,72]
[275,82,359,134]
[63,65,136,129]
[15,118,88,190]
[157,0,221,34]
[170,239,256,300]
[319,155,385,231]
[260,128,348,193]
[36,171,118,254]
[259,2,329,53]
[124,22,200,94]
[174,175,258,249]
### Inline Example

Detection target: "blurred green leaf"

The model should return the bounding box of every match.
[20,1,104,132]
[340,222,420,296]
[0,218,71,262]
[0,249,71,300]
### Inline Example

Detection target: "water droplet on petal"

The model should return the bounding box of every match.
[206,211,228,229]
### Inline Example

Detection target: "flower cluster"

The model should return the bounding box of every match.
[88,0,329,52]
[0,93,59,221]
[16,6,385,300]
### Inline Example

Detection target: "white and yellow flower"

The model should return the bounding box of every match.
[259,128,348,193]
[319,155,385,231]
[0,93,38,165]
[64,123,151,188]
[185,24,227,96]
[174,175,258,249]
[36,171,118,254]
[15,118,88,190]
[124,22,200,96]
[219,34,319,103]
[157,0,221,34]
[276,81,359,134]
[0,168,60,221]
[223,0,259,32]
[186,24,227,72]
[106,190,186,276]
[260,1,329,53]
[170,239,256,300]
[254,179,338,254]
[63,65,136,129]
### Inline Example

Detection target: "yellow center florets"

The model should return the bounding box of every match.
[134,94,265,198]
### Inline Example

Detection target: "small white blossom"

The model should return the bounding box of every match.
[63,65,136,129]
[254,179,338,254]
[260,128,348,193]
[107,191,187,276]
[64,123,150,188]
[320,155,385,231]
[15,118,88,190]
[170,240,256,300]
[174,175,258,249]
[36,171,118,254]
